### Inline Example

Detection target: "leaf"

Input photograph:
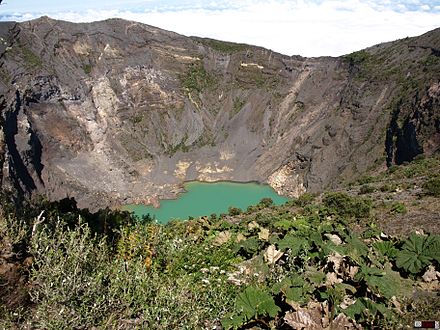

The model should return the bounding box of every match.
[235,233,246,243]
[396,233,436,274]
[277,234,307,253]
[310,232,324,247]
[236,237,260,256]
[344,298,390,322]
[305,268,326,286]
[354,265,385,282]
[330,313,359,329]
[221,313,245,330]
[373,240,398,259]
[213,231,231,246]
[236,286,281,319]
[324,233,343,245]
[264,244,283,265]
[325,272,342,286]
[272,275,305,294]
[273,275,311,306]
[425,235,440,263]
[345,235,369,261]
[285,287,307,305]
[335,283,357,295]
[274,219,295,231]
[258,228,270,241]
[396,250,430,274]
[248,221,260,230]
[284,310,321,329]
[422,265,440,282]
[327,252,344,272]
[272,277,292,294]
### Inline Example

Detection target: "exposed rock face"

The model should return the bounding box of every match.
[0,17,439,210]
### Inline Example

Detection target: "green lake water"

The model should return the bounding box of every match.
[123,181,289,224]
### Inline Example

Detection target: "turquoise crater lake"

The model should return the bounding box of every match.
[123,181,289,224]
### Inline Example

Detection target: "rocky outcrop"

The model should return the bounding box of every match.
[0,17,438,209]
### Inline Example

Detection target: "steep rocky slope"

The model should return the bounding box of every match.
[0,17,438,209]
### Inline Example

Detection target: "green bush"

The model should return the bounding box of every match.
[180,63,214,93]
[359,184,375,195]
[228,207,242,216]
[83,64,92,74]
[259,198,273,208]
[357,176,374,185]
[390,202,407,214]
[323,192,372,218]
[288,193,316,207]
[423,177,440,197]
[380,184,396,192]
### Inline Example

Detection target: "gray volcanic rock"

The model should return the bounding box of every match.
[0,17,439,210]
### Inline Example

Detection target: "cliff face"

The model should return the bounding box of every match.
[0,17,439,210]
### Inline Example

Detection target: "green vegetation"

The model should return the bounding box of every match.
[359,184,375,195]
[83,63,92,74]
[423,176,440,197]
[180,62,215,94]
[231,97,245,118]
[130,114,143,124]
[21,46,42,69]
[166,139,190,156]
[350,155,440,190]
[396,233,440,274]
[343,50,371,66]
[195,38,246,54]
[1,181,439,329]
[9,42,43,69]
[323,192,372,218]
[0,68,11,83]
[2,155,440,328]
[342,50,384,80]
[390,201,407,214]
[228,207,242,216]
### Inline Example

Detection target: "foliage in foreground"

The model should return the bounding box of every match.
[0,191,439,329]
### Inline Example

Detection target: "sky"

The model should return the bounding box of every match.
[0,0,439,57]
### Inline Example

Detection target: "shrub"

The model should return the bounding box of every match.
[289,193,316,207]
[423,177,440,197]
[83,64,92,74]
[259,198,273,208]
[180,63,214,93]
[388,165,399,174]
[228,207,242,216]
[390,202,407,214]
[323,192,372,218]
[380,184,396,192]
[357,176,374,185]
[246,205,258,213]
[359,184,375,195]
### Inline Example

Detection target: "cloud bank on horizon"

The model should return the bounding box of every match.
[1,0,439,57]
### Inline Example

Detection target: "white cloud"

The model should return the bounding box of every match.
[2,0,440,57]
